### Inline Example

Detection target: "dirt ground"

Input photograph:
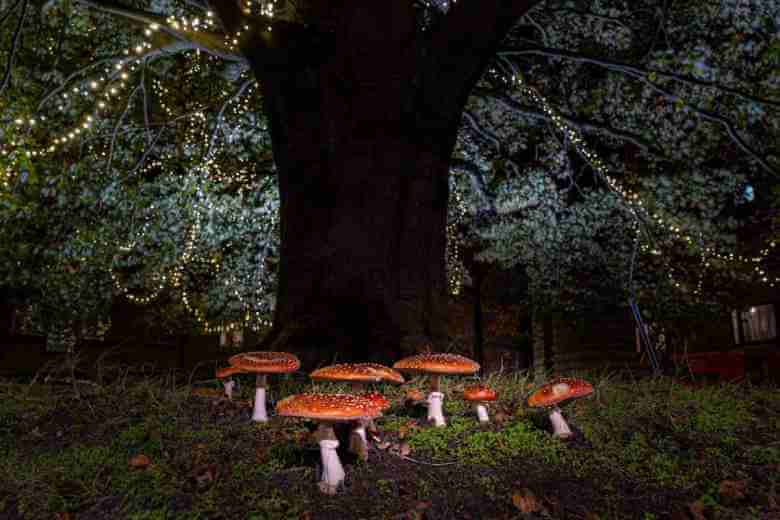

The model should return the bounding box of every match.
[1,373,779,519]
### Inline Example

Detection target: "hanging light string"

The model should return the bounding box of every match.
[503,67,777,290]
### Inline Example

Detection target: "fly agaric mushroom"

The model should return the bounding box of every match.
[276,393,382,495]
[216,366,243,400]
[527,377,593,439]
[310,363,405,388]
[310,363,402,460]
[463,385,497,423]
[393,353,480,427]
[228,351,300,422]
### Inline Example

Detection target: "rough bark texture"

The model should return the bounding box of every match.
[209,0,542,367]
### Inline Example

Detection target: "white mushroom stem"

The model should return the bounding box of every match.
[427,391,446,427]
[315,424,345,495]
[252,374,268,422]
[223,379,235,400]
[474,403,490,423]
[349,420,369,461]
[549,406,573,439]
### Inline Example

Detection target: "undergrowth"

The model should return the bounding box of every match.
[0,366,777,519]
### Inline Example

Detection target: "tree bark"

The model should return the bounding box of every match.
[209,0,543,367]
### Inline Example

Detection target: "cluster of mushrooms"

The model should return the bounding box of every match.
[215,351,593,495]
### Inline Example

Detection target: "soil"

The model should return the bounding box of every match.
[1,377,778,520]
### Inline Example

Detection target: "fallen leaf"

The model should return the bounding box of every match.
[718,480,746,504]
[377,441,391,450]
[406,389,425,402]
[54,513,72,520]
[399,443,412,457]
[398,425,408,439]
[494,411,508,423]
[687,500,706,520]
[512,488,541,513]
[129,454,151,469]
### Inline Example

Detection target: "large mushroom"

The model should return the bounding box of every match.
[310,363,403,459]
[527,377,594,439]
[228,351,300,422]
[463,385,497,424]
[216,366,243,400]
[393,353,480,427]
[276,393,382,495]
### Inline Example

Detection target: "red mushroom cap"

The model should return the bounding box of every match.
[310,363,404,384]
[228,351,301,374]
[360,392,391,411]
[276,393,382,422]
[393,353,480,375]
[463,385,497,402]
[527,378,593,408]
[216,366,243,379]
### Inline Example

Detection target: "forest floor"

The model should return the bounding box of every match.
[0,362,778,519]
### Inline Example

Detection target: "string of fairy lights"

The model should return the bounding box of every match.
[0,5,281,334]
[2,1,776,335]
[503,71,779,295]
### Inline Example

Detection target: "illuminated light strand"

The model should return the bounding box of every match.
[509,72,779,291]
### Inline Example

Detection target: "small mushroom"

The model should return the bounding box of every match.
[215,366,243,400]
[276,393,382,495]
[310,363,402,459]
[393,353,480,427]
[463,385,497,423]
[527,377,593,439]
[228,351,300,422]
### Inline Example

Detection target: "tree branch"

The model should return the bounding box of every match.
[418,0,544,134]
[73,0,241,60]
[499,45,780,108]
[450,158,494,212]
[474,88,666,157]
[0,0,28,98]
[205,78,254,159]
[0,0,22,27]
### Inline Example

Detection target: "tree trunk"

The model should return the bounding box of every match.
[248,4,454,367]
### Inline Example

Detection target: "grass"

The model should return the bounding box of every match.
[0,366,778,519]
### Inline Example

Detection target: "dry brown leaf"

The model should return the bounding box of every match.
[54,513,72,520]
[718,480,746,504]
[687,500,707,520]
[406,389,425,402]
[512,488,541,513]
[399,443,412,457]
[128,454,151,469]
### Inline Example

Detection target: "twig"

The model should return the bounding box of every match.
[0,0,28,97]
